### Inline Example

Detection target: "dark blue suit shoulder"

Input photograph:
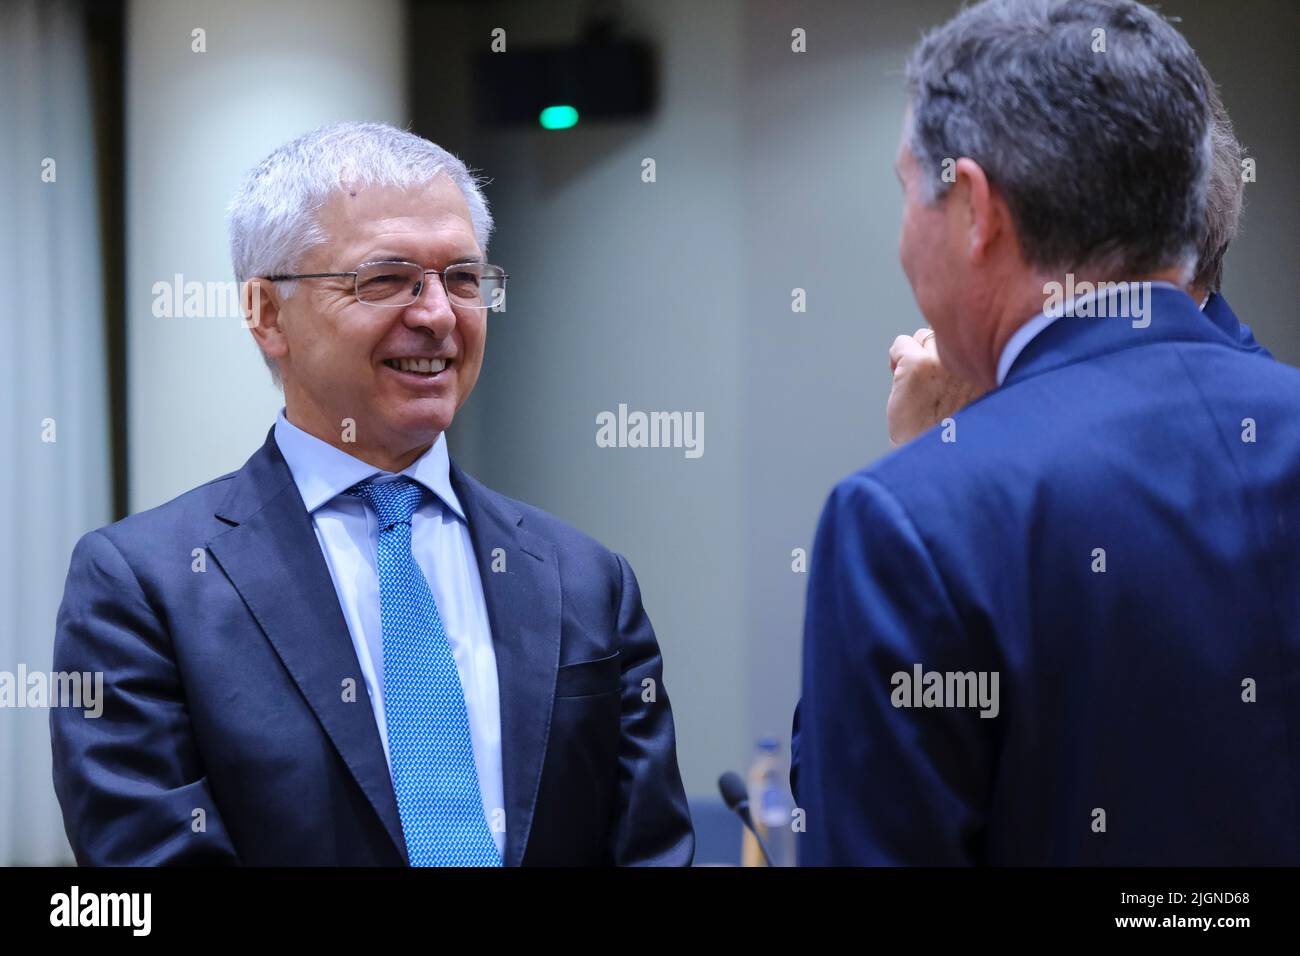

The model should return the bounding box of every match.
[90,470,241,551]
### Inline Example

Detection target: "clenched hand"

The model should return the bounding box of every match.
[887,329,987,446]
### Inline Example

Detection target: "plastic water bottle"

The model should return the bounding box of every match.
[741,738,796,867]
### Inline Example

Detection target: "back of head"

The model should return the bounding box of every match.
[905,0,1212,281]
[1193,70,1245,295]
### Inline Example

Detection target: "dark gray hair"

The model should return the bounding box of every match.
[1193,69,1244,294]
[905,0,1211,279]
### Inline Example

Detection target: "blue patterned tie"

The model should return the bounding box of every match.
[345,477,501,867]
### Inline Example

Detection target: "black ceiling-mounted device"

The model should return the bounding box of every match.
[473,13,656,129]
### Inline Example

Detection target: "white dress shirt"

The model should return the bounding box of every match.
[273,410,504,856]
[996,280,1188,385]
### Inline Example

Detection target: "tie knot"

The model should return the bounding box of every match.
[345,476,424,529]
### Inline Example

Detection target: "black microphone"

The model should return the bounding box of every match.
[717,771,776,867]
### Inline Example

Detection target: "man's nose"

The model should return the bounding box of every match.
[404,273,457,335]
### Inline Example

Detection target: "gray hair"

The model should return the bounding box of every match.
[1193,70,1244,294]
[227,122,493,386]
[905,0,1210,280]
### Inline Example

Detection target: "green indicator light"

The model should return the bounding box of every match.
[539,105,579,130]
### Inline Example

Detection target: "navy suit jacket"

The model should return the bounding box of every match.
[790,292,1274,806]
[797,286,1300,865]
[51,429,694,866]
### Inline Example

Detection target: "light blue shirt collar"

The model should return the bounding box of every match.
[996,280,1187,385]
[273,408,465,520]
[996,310,1060,386]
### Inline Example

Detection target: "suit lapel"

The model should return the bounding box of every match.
[450,462,561,868]
[205,429,408,861]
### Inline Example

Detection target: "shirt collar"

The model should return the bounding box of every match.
[273,408,465,521]
[996,279,1186,386]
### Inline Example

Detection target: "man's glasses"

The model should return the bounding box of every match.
[265,260,508,310]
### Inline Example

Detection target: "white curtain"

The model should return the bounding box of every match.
[0,0,111,865]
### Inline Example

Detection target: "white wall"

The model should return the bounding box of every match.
[126,0,407,511]
[735,0,968,761]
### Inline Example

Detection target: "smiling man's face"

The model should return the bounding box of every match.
[270,175,487,470]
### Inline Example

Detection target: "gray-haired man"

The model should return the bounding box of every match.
[797,0,1300,865]
[886,63,1270,444]
[51,122,694,866]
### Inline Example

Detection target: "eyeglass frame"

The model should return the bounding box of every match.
[263,259,509,310]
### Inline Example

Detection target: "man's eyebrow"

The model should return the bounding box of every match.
[359,251,485,265]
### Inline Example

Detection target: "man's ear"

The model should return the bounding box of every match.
[243,277,289,365]
[953,157,1004,263]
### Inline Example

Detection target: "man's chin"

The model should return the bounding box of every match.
[386,401,455,441]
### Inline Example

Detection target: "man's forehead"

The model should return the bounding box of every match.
[320,176,469,226]
[316,177,479,262]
